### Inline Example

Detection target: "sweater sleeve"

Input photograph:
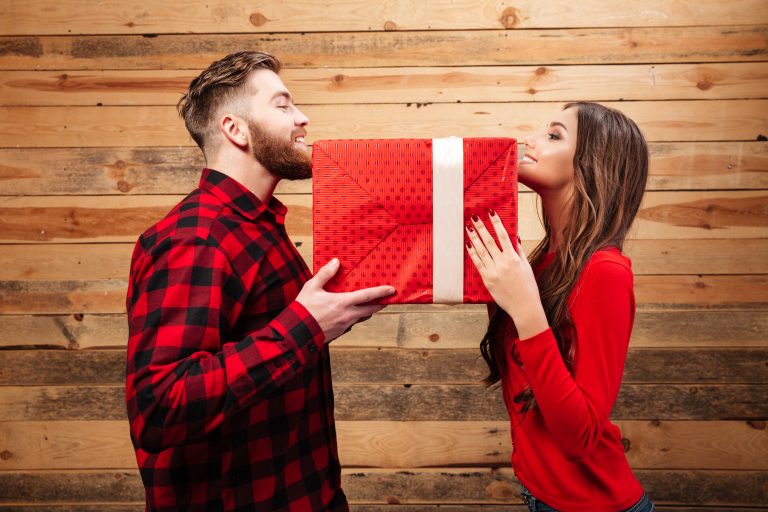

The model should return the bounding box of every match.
[515,259,634,461]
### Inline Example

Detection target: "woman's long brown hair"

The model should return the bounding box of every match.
[480,102,649,411]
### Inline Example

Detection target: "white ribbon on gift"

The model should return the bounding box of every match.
[432,137,465,304]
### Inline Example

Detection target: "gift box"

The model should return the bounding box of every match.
[312,137,517,304]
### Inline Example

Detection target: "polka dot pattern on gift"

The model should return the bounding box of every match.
[312,138,517,304]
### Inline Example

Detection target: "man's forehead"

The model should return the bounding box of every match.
[249,69,290,98]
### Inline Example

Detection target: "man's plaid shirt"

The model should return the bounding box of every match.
[126,169,347,511]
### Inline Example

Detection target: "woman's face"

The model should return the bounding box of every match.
[519,106,579,194]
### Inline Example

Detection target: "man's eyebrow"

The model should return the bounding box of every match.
[549,121,568,131]
[271,90,293,101]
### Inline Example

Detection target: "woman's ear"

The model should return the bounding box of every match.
[219,114,249,149]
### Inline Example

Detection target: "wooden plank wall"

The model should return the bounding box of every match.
[0,1,767,509]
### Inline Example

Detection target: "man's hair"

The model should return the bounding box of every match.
[177,51,281,151]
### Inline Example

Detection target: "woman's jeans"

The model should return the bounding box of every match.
[520,484,655,512]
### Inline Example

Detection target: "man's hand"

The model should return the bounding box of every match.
[296,258,396,342]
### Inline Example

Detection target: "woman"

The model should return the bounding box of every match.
[465,102,655,511]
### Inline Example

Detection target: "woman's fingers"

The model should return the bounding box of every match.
[488,211,515,252]
[466,224,491,267]
[465,239,486,275]
[470,216,502,260]
[516,236,527,259]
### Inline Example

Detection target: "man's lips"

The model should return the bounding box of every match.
[292,130,307,144]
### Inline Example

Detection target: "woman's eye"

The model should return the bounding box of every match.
[547,132,560,140]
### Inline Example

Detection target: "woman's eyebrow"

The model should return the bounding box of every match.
[548,121,568,132]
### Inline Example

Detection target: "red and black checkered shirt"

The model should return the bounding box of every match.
[126,168,347,511]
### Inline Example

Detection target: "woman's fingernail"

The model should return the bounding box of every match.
[517,236,522,244]
[471,215,480,222]
[465,241,472,249]
[489,208,496,217]
[466,225,475,233]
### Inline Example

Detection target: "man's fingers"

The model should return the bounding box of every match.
[343,285,396,306]
[311,258,340,288]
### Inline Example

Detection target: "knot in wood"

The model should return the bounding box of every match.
[499,7,522,29]
[249,12,268,27]
[621,437,631,452]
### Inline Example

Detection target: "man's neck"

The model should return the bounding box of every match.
[206,153,279,204]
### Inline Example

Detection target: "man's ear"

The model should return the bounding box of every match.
[219,114,249,149]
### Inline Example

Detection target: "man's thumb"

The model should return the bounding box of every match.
[313,258,340,288]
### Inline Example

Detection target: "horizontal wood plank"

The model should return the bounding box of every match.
[2,309,766,350]
[0,469,765,505]
[1,274,765,314]
[1,191,765,243]
[1,101,766,148]
[2,239,766,284]
[1,348,765,386]
[1,27,766,70]
[3,63,768,106]
[1,142,765,195]
[1,420,765,470]
[2,0,766,35]
[1,384,765,421]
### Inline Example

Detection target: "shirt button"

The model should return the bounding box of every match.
[308,343,317,353]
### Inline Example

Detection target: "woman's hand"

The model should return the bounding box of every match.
[465,211,549,340]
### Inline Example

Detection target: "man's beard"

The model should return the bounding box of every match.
[247,118,312,180]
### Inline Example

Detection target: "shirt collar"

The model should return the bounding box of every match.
[199,168,287,225]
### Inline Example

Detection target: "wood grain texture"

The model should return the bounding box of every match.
[1,101,766,148]
[0,142,765,195]
[3,63,767,106]
[1,27,766,70]
[0,1,766,509]
[2,0,766,35]
[1,348,765,386]
[2,309,766,350]
[2,419,764,470]
[1,384,765,422]
[1,275,765,314]
[1,239,765,284]
[0,469,765,505]
[1,191,765,244]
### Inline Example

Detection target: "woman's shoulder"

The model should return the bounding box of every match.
[578,247,634,289]
[570,247,634,305]
[586,246,632,272]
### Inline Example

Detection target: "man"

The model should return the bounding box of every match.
[125,51,395,511]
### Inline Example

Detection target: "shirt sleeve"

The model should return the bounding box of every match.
[125,236,325,453]
[515,260,634,461]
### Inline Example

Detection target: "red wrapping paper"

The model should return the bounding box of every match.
[312,138,517,304]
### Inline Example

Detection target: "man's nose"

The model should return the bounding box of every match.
[295,108,309,127]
